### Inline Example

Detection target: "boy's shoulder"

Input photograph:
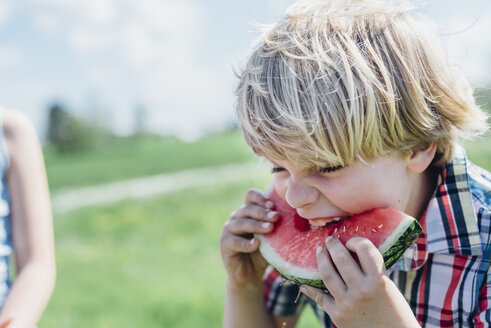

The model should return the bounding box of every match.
[441,145,490,210]
[461,157,491,255]
[467,160,491,211]
[419,148,490,257]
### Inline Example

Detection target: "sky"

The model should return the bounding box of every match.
[0,0,490,141]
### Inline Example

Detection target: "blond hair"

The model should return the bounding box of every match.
[235,0,488,169]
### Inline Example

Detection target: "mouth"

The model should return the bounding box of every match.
[307,216,345,227]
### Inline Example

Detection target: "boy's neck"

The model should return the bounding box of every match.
[405,165,441,220]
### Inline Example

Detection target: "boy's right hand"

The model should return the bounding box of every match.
[220,188,278,288]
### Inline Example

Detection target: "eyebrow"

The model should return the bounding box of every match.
[321,165,343,173]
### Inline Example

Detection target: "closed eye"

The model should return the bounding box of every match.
[320,165,343,173]
[271,167,286,173]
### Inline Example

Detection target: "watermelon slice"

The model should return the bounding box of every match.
[257,188,423,289]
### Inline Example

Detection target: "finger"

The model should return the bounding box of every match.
[324,236,364,286]
[316,245,347,299]
[345,237,385,276]
[225,217,274,235]
[300,285,335,313]
[220,233,259,256]
[230,203,278,222]
[244,188,275,209]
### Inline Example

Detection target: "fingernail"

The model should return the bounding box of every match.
[265,201,274,209]
[249,238,256,245]
[316,245,323,254]
[325,236,334,244]
[299,286,307,294]
[262,222,271,229]
[267,211,277,219]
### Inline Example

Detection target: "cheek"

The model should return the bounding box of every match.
[348,182,405,211]
[324,167,410,213]
[272,174,288,199]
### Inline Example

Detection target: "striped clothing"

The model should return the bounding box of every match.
[263,146,491,327]
[0,115,13,307]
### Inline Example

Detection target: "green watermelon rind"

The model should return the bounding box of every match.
[258,215,422,290]
[382,219,422,269]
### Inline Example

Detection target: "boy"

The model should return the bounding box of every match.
[220,0,490,327]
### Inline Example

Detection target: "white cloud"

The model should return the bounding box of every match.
[120,22,162,66]
[0,0,12,26]
[31,0,116,25]
[62,0,228,138]
[0,45,23,69]
[69,29,115,53]
[127,0,202,41]
[267,0,295,12]
[34,11,60,33]
[142,60,236,140]
[62,0,202,65]
[63,0,230,139]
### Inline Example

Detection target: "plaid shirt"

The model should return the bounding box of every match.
[263,146,491,327]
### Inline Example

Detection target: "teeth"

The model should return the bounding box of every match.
[309,220,328,227]
[309,217,343,226]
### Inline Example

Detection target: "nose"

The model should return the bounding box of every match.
[284,178,319,209]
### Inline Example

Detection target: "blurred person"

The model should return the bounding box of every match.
[221,0,490,327]
[0,108,56,328]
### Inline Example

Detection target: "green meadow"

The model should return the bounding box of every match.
[39,131,490,327]
[44,131,255,192]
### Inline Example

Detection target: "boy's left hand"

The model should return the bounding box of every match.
[300,237,420,328]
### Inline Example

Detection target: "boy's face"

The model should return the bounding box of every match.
[271,155,414,224]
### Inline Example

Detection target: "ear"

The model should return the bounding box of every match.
[407,142,437,173]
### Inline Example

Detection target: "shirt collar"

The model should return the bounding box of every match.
[390,145,482,271]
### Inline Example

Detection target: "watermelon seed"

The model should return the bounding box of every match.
[371,228,377,232]
[343,226,346,233]
[334,228,338,233]
[378,224,383,228]
[356,226,359,231]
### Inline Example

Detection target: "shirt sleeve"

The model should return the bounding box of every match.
[263,265,308,317]
[473,206,491,327]
[473,267,491,327]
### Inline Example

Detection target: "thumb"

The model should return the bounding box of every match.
[300,285,335,312]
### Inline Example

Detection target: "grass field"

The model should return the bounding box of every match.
[38,132,490,327]
[41,176,324,327]
[43,131,255,192]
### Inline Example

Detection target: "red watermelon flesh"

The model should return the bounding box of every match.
[257,188,422,289]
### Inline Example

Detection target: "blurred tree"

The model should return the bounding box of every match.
[46,103,71,148]
[133,104,148,136]
[46,102,109,153]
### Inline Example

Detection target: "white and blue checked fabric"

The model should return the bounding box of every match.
[0,115,13,307]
